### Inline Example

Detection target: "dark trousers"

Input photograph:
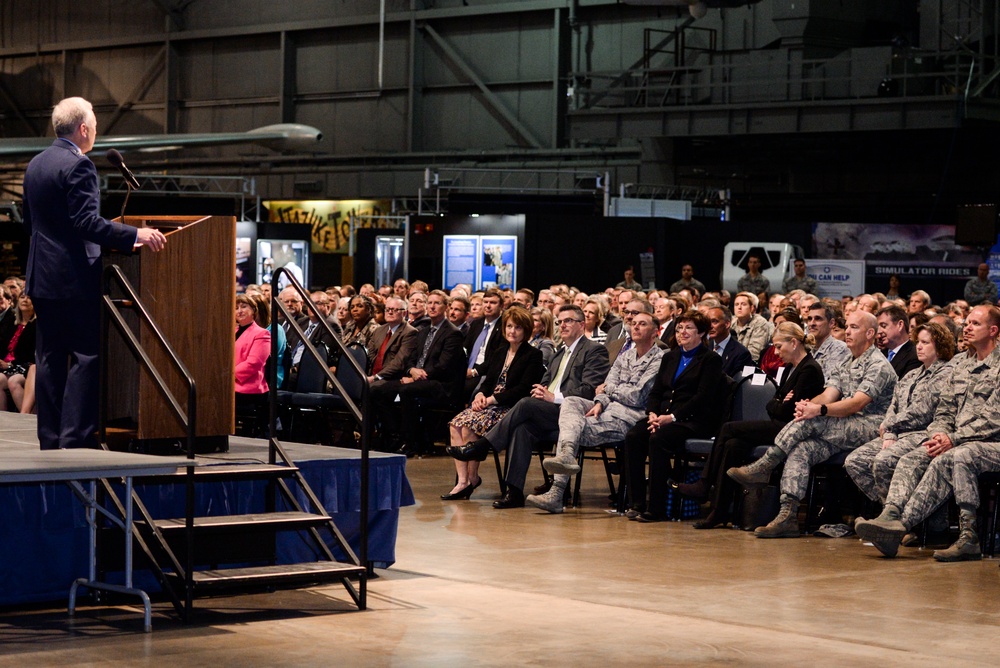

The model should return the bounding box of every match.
[370,378,452,445]
[625,418,697,516]
[484,397,560,492]
[33,297,101,450]
[703,419,784,521]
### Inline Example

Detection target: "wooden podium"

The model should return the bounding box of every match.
[105,215,236,448]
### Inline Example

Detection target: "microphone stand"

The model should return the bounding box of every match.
[119,181,133,222]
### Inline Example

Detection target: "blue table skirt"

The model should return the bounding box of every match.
[0,451,413,606]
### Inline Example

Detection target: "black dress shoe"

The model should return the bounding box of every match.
[693,511,727,530]
[636,511,667,523]
[492,486,525,509]
[673,478,709,501]
[441,482,477,500]
[446,438,491,462]
[396,442,420,458]
[533,479,552,495]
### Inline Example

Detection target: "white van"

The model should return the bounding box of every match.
[721,242,805,294]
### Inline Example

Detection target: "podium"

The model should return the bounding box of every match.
[105,215,236,449]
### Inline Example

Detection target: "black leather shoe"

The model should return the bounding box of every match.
[396,442,420,458]
[693,510,727,530]
[671,478,708,501]
[441,482,477,500]
[492,486,525,509]
[446,438,491,462]
[533,479,552,495]
[636,511,667,523]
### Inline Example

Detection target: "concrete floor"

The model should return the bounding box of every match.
[1,453,998,666]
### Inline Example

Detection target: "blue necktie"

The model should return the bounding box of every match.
[887,349,895,362]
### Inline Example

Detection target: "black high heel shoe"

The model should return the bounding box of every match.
[441,482,477,501]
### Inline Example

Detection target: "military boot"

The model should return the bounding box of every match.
[526,476,568,514]
[933,510,982,562]
[754,497,800,538]
[727,447,785,488]
[542,443,580,475]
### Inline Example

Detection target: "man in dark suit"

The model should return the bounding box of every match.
[447,294,471,337]
[606,297,666,365]
[464,287,506,395]
[22,97,166,450]
[653,296,678,347]
[603,289,635,342]
[366,296,418,382]
[406,291,431,329]
[876,304,921,378]
[707,305,754,379]
[369,290,466,456]
[282,290,344,389]
[447,304,611,508]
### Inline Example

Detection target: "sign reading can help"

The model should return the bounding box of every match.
[807,259,866,299]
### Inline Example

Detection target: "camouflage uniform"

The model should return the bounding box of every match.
[732,313,774,363]
[782,274,819,295]
[556,344,664,459]
[812,335,852,381]
[845,360,950,501]
[772,344,896,502]
[893,349,1000,528]
[737,273,770,296]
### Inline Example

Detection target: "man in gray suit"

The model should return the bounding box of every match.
[366,296,418,382]
[446,304,610,508]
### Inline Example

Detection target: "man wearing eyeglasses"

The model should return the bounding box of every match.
[606,298,666,364]
[447,304,610,508]
[367,297,418,383]
[283,291,344,389]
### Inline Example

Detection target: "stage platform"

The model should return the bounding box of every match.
[0,414,413,607]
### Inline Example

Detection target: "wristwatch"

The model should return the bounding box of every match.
[820,404,828,416]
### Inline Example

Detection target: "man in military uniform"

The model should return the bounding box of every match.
[964,263,998,306]
[527,311,665,514]
[844,322,955,504]
[806,302,852,379]
[782,259,819,296]
[736,254,770,298]
[728,311,897,538]
[856,305,1000,561]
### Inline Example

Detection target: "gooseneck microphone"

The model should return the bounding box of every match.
[106,149,141,190]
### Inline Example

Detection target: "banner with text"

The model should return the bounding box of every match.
[807,259,866,299]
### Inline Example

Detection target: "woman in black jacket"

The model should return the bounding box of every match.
[625,310,726,522]
[674,321,825,529]
[443,306,544,500]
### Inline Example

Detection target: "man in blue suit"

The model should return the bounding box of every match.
[22,97,166,450]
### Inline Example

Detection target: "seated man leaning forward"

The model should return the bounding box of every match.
[527,310,666,514]
[727,311,897,538]
[446,304,610,509]
[855,304,1000,561]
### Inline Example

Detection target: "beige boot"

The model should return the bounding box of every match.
[754,497,800,538]
[933,510,982,562]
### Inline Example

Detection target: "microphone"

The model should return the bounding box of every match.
[106,149,140,190]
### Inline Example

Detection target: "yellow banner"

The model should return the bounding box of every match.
[263,199,395,253]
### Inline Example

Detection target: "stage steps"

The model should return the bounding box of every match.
[166,562,365,594]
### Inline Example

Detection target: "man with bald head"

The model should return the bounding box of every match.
[729,310,897,538]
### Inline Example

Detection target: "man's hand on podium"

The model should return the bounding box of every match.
[135,227,167,252]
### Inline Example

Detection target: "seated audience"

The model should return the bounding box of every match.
[0,293,36,412]
[731,291,774,363]
[366,297,418,383]
[583,298,608,345]
[342,294,379,352]
[528,307,558,367]
[706,304,753,379]
[758,308,801,377]
[443,307,544,500]
[234,294,271,422]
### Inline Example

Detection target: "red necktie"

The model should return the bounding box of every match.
[372,330,392,375]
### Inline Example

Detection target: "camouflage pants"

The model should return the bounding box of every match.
[951,441,1000,510]
[845,432,928,502]
[557,396,635,457]
[774,414,881,501]
[899,449,959,530]
[883,445,934,510]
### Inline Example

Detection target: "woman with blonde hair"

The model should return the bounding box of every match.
[528,307,557,367]
[673,322,825,529]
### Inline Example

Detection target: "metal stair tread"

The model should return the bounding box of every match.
[153,511,331,531]
[167,562,365,589]
[135,464,298,483]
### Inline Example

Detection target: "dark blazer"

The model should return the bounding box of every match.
[476,342,544,407]
[410,319,467,402]
[659,319,676,347]
[607,335,667,366]
[718,337,754,379]
[285,316,342,368]
[366,322,418,380]
[4,320,36,367]
[0,308,15,353]
[646,344,726,433]
[601,314,621,334]
[605,322,626,343]
[408,314,431,330]
[540,336,610,401]
[887,340,921,378]
[465,315,506,370]
[22,140,137,300]
[767,354,825,423]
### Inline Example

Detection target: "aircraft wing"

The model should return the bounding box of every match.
[0,123,323,159]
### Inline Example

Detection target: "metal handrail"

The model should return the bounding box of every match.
[101,262,198,618]
[268,267,370,608]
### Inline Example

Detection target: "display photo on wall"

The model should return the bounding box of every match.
[480,235,517,290]
[258,239,310,289]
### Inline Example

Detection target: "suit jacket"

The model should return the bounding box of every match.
[646,344,726,434]
[767,354,825,423]
[601,314,621,333]
[0,308,15,353]
[887,340,921,378]
[410,319,467,403]
[235,321,271,394]
[605,322,626,343]
[477,342,545,407]
[22,140,138,300]
[366,322,418,380]
[285,316,342,370]
[717,337,754,379]
[408,314,431,329]
[659,319,676,347]
[540,336,610,401]
[465,315,506,371]
[5,320,36,367]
